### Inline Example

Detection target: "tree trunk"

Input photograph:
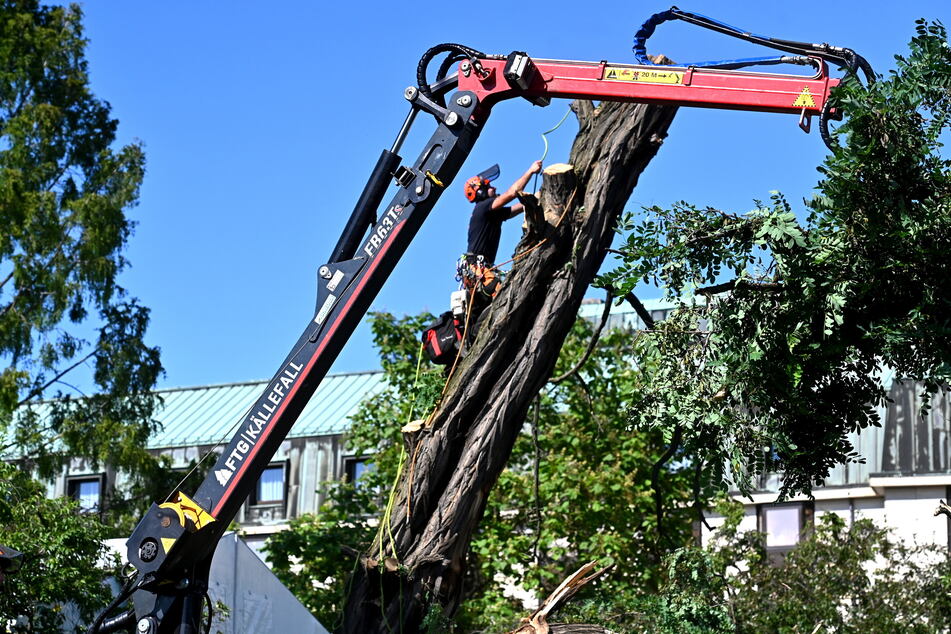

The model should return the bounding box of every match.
[341,98,677,633]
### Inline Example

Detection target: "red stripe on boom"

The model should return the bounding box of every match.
[212,222,405,516]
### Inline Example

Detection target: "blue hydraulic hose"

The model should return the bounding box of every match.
[633,7,787,70]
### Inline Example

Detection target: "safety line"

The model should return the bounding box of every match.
[533,107,572,193]
[540,107,572,163]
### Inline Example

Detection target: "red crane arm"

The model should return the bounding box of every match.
[459,54,837,124]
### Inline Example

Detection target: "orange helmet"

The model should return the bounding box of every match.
[464,176,490,202]
[463,164,500,202]
[465,163,502,203]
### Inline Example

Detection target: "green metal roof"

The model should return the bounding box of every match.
[148,371,385,449]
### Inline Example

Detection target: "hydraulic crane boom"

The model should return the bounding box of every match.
[90,10,870,633]
[463,55,838,117]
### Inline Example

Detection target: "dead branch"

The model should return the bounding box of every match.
[508,561,614,634]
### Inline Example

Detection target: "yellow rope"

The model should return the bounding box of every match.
[377,342,426,562]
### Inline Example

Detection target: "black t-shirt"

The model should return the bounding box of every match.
[467,197,510,265]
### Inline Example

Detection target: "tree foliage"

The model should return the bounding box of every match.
[0,461,117,633]
[721,512,951,633]
[601,20,951,497]
[0,0,162,480]
[559,501,951,633]
[0,1,166,627]
[264,483,377,630]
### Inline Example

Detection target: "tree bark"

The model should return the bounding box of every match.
[341,98,677,633]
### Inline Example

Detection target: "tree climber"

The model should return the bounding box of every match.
[458,159,543,328]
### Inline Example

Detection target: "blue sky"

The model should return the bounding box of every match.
[74,0,948,388]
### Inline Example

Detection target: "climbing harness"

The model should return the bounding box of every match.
[456,253,501,303]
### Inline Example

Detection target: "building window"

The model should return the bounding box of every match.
[250,464,285,506]
[67,475,103,512]
[344,457,374,488]
[759,502,814,561]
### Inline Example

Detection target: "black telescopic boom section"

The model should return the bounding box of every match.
[121,91,484,631]
[192,105,481,528]
[328,148,402,263]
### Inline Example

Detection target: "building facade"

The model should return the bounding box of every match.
[51,299,951,559]
[707,372,951,554]
[51,371,384,555]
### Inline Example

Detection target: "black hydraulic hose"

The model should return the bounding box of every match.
[204,591,214,634]
[668,8,876,82]
[818,97,837,150]
[669,9,822,58]
[416,43,486,106]
[436,53,465,84]
[96,610,136,633]
[847,51,875,85]
[818,49,875,149]
[651,8,877,151]
[86,574,140,634]
[430,52,467,106]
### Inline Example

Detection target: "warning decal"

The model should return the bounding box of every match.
[602,66,684,84]
[793,87,816,108]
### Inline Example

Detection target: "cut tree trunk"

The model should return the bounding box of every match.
[341,98,677,633]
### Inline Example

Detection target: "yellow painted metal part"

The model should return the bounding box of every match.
[160,537,177,554]
[158,492,217,530]
[158,501,185,527]
[425,170,444,187]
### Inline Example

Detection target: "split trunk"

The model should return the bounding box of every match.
[341,98,677,632]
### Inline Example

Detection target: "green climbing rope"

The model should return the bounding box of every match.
[533,107,572,193]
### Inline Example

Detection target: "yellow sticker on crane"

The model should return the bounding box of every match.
[602,67,684,84]
[793,87,816,108]
[161,537,177,554]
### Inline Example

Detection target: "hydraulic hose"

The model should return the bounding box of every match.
[817,49,875,149]
[635,7,876,150]
[86,573,140,634]
[96,610,136,633]
[635,7,875,81]
[416,43,486,107]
